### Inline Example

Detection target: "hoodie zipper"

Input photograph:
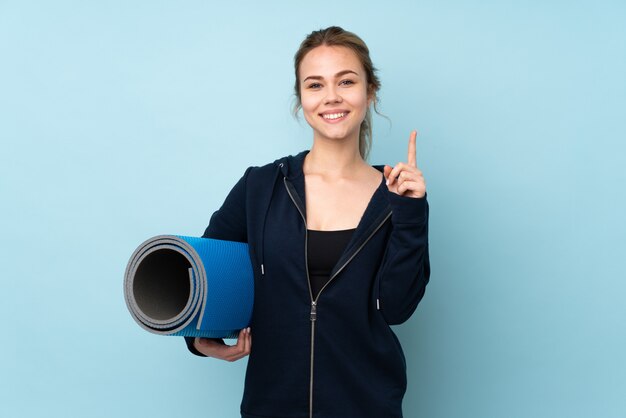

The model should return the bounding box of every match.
[283,177,316,418]
[284,177,391,418]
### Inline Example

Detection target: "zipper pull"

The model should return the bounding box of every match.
[310,301,317,322]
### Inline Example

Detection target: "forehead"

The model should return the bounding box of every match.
[299,45,364,77]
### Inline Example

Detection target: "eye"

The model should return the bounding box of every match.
[307,82,322,89]
[340,79,355,86]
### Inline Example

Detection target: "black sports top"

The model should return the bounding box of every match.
[307,228,355,300]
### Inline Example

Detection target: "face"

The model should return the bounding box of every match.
[298,45,371,145]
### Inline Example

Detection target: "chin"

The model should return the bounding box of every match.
[319,132,352,142]
[317,126,359,141]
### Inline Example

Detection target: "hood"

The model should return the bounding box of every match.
[274,150,309,180]
[274,150,386,178]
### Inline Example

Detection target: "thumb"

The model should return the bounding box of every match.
[196,337,210,347]
[383,165,392,180]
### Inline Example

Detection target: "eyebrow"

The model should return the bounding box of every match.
[303,70,359,83]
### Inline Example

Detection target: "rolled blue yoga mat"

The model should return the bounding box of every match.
[124,235,254,339]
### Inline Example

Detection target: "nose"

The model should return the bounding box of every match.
[324,85,342,104]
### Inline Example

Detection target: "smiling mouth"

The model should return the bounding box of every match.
[320,112,349,121]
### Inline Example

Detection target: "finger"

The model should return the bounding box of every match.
[195,330,251,361]
[229,328,247,358]
[235,328,251,356]
[235,328,246,350]
[397,180,413,196]
[239,327,250,357]
[383,165,392,182]
[387,163,414,185]
[214,329,244,360]
[397,180,426,197]
[219,331,244,361]
[396,169,423,185]
[243,327,251,355]
[396,172,411,188]
[408,130,417,167]
[386,163,402,186]
[228,328,251,361]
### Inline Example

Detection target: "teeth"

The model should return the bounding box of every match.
[323,113,345,120]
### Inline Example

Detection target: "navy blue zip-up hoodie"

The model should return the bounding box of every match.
[186,151,430,418]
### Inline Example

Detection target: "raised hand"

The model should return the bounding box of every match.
[194,327,251,362]
[383,130,426,198]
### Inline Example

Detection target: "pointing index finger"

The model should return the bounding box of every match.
[408,130,417,167]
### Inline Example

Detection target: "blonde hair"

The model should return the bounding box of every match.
[293,26,381,160]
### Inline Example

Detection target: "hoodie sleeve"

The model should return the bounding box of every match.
[201,166,251,242]
[377,192,430,325]
[185,167,251,356]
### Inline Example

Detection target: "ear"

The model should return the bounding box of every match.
[367,86,376,107]
[368,96,376,108]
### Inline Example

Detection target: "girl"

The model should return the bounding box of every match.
[186,26,430,418]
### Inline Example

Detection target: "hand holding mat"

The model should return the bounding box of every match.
[124,235,254,339]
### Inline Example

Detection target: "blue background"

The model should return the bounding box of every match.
[1,1,625,417]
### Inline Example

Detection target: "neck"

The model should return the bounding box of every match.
[304,136,366,176]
